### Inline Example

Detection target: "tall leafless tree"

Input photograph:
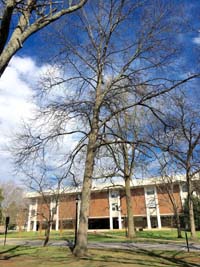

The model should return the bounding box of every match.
[103,105,152,239]
[12,0,199,257]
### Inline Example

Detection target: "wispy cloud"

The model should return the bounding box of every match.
[192,34,200,45]
[0,56,42,182]
[0,56,82,184]
[0,57,65,182]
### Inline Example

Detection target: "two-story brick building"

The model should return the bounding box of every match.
[26,177,188,232]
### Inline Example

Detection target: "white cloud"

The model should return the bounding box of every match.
[0,56,42,182]
[10,56,37,75]
[0,56,40,133]
[0,56,81,184]
[192,36,200,45]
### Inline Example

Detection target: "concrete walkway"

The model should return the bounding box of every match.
[0,238,200,252]
[89,241,200,252]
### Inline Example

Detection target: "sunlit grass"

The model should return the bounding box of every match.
[0,245,200,267]
[0,229,200,243]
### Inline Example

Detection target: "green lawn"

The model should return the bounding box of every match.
[135,229,199,241]
[0,229,200,243]
[0,245,200,267]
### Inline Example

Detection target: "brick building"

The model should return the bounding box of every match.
[26,177,188,231]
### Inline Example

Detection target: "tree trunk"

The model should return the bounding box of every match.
[174,211,182,238]
[170,194,182,238]
[73,127,98,257]
[73,76,102,257]
[43,222,51,246]
[188,196,197,240]
[0,40,19,76]
[0,6,32,77]
[187,173,197,240]
[125,175,135,239]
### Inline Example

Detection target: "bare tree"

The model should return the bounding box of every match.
[24,169,64,247]
[155,155,183,238]
[0,180,26,227]
[149,92,200,240]
[13,136,72,246]
[0,0,87,76]
[12,0,199,257]
[103,105,152,239]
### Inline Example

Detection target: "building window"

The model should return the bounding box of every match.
[182,183,187,193]
[31,210,36,217]
[51,207,57,215]
[31,199,36,205]
[146,188,155,195]
[148,199,156,208]
[112,203,118,211]
[111,191,118,198]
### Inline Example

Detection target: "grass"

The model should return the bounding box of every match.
[0,245,200,267]
[0,229,200,243]
[134,229,197,241]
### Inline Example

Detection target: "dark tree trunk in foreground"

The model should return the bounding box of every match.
[73,99,100,257]
[174,210,182,238]
[187,175,197,240]
[43,222,51,247]
[125,175,135,239]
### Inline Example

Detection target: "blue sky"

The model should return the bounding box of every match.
[0,0,200,184]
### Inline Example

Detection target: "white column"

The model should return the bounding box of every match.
[154,186,162,229]
[118,194,122,229]
[56,203,59,231]
[146,208,151,229]
[109,191,113,230]
[33,199,38,232]
[144,187,151,229]
[179,183,184,206]
[27,203,32,232]
[50,200,53,231]
[50,199,58,231]
[77,198,81,228]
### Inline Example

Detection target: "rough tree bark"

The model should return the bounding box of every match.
[124,174,135,239]
[187,171,197,240]
[73,85,101,257]
[174,209,182,238]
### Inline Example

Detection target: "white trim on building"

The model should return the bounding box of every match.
[33,199,38,231]
[154,186,162,229]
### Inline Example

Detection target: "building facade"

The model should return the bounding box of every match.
[26,178,188,232]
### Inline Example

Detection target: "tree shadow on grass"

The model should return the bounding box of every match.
[0,245,37,261]
[65,239,74,252]
[0,245,21,255]
[136,248,200,267]
[83,248,200,267]
[0,245,21,261]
